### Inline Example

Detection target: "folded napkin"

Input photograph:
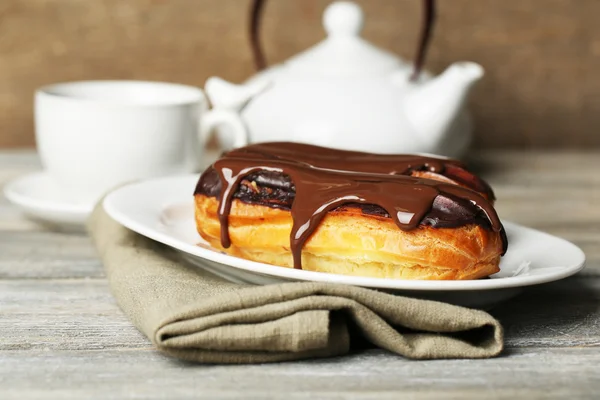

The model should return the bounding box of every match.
[89,203,503,364]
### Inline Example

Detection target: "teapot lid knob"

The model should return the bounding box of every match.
[323,1,363,37]
[282,0,404,76]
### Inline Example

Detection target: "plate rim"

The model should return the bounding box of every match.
[103,175,586,292]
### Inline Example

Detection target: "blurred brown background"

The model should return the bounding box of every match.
[1,0,598,149]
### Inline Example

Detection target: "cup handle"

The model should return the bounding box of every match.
[199,108,248,149]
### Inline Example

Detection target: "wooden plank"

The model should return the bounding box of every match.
[0,278,147,351]
[469,151,600,187]
[0,348,598,399]
[0,151,599,398]
[0,150,46,231]
[494,277,600,348]
[0,231,103,279]
[1,278,599,352]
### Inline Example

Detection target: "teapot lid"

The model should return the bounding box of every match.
[282,2,407,77]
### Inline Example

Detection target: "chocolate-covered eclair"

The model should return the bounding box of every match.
[194,142,506,280]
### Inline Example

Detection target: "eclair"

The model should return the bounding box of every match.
[194,142,507,280]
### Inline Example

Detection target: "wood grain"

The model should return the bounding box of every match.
[0,232,103,279]
[1,150,599,398]
[1,0,599,148]
[1,277,598,351]
[0,348,599,399]
[0,279,147,351]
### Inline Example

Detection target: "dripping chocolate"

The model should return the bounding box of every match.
[195,142,507,270]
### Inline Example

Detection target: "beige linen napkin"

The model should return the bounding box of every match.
[89,203,503,364]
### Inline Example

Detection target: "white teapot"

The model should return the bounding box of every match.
[202,1,483,157]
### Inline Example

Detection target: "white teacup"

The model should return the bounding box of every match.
[35,80,208,203]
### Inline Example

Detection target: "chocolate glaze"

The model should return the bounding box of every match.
[195,142,507,269]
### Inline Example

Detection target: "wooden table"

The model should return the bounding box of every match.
[1,150,599,399]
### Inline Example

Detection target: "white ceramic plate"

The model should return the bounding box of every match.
[4,171,93,231]
[104,175,586,308]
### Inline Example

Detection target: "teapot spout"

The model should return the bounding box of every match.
[404,62,484,151]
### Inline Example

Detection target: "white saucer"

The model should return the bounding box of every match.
[104,175,586,308]
[4,171,94,230]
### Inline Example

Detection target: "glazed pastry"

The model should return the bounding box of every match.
[194,142,507,280]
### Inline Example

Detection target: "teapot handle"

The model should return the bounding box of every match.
[199,108,249,150]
